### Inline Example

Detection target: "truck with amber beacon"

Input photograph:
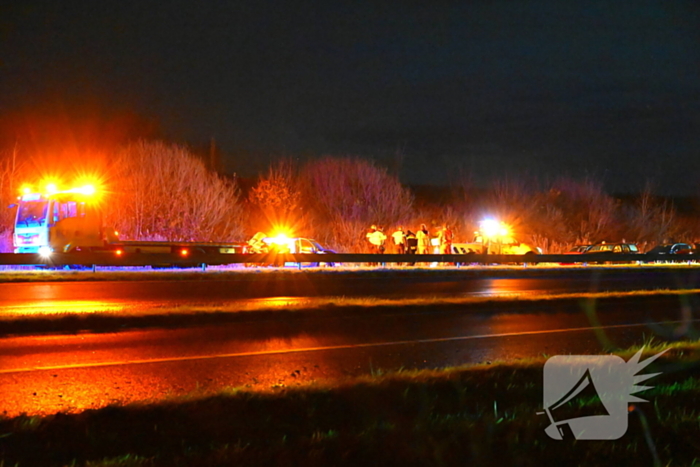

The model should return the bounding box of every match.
[11,181,246,258]
[12,183,111,255]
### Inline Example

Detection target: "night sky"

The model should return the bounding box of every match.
[1,1,699,194]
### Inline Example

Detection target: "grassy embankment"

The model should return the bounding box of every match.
[1,341,699,466]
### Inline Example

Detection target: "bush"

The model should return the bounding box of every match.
[105,141,246,241]
[301,157,414,252]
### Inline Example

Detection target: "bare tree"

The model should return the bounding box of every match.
[0,145,23,252]
[301,156,414,251]
[545,177,617,244]
[625,182,678,247]
[529,196,572,253]
[106,140,246,241]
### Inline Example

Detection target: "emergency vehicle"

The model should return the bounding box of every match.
[451,219,541,255]
[11,182,246,258]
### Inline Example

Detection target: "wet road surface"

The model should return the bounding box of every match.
[0,298,695,417]
[2,267,700,315]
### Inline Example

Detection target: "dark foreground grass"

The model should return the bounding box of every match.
[1,344,700,466]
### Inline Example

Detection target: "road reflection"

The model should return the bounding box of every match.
[1,272,698,417]
[248,296,313,307]
[477,278,569,297]
[0,300,128,316]
[0,326,339,417]
[1,301,688,418]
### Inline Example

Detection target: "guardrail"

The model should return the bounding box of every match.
[0,252,695,268]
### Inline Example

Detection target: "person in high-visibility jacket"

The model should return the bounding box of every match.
[416,224,430,254]
[391,226,406,254]
[368,226,387,253]
[438,224,454,254]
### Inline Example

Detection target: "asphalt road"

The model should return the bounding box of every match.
[2,267,700,314]
[0,295,696,417]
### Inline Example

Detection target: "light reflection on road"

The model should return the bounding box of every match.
[0,304,691,417]
[0,284,553,318]
[0,300,131,316]
[0,271,695,317]
[477,278,577,297]
[1,272,698,416]
[248,296,314,307]
[0,327,337,417]
[0,280,568,317]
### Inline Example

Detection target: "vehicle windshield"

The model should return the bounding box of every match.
[16,201,48,226]
[309,240,324,251]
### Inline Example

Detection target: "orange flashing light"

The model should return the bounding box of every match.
[21,178,102,198]
[270,233,292,245]
[73,184,96,196]
[180,248,189,257]
[115,249,124,256]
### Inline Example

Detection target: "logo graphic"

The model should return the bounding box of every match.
[540,348,666,440]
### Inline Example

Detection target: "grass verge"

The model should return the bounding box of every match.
[1,341,699,466]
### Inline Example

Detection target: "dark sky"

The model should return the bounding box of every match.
[1,0,699,194]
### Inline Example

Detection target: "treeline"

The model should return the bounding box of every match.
[246,158,698,253]
[1,139,698,253]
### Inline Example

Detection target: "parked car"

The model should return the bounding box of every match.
[646,243,694,255]
[645,243,694,263]
[568,245,592,254]
[261,236,337,267]
[583,242,640,264]
[559,245,592,264]
[584,243,640,254]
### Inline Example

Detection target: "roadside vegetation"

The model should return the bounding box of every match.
[1,341,698,466]
[2,126,700,253]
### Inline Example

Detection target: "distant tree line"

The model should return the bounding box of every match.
[247,157,699,253]
[0,137,699,253]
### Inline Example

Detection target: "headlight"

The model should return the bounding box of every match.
[38,246,53,257]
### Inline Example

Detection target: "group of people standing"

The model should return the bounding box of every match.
[365,224,453,255]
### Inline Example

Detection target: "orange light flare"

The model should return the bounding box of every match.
[115,249,124,257]
[249,296,311,308]
[71,180,102,201]
[179,248,189,257]
[269,231,292,244]
[73,184,96,196]
[71,169,110,202]
[479,218,515,243]
[45,182,58,194]
[264,228,295,254]
[0,300,126,317]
